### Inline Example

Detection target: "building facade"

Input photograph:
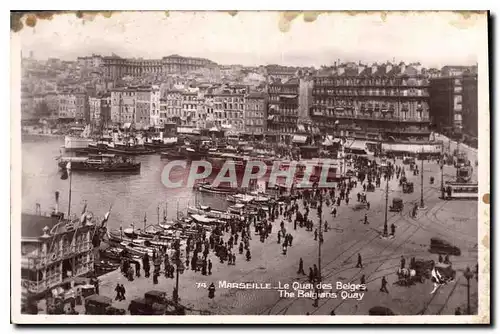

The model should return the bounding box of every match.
[162,54,217,74]
[244,93,267,135]
[101,54,217,80]
[311,62,431,141]
[57,92,77,120]
[89,93,111,127]
[110,88,136,124]
[429,70,477,139]
[21,213,96,296]
[267,78,300,136]
[165,90,183,124]
[181,92,198,127]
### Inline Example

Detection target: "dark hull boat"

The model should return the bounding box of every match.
[107,145,155,156]
[58,154,141,173]
[144,141,177,152]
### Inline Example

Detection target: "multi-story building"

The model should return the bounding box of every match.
[267,78,300,137]
[21,212,97,297]
[75,92,89,122]
[266,65,298,82]
[88,93,111,127]
[311,62,431,142]
[102,56,163,81]
[429,68,477,139]
[135,85,160,127]
[181,91,198,127]
[162,54,217,74]
[298,77,313,122]
[165,90,183,124]
[110,87,136,124]
[205,93,245,131]
[244,92,267,135]
[57,92,77,120]
[110,85,160,127]
[101,54,217,80]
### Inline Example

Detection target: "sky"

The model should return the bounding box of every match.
[14,11,487,68]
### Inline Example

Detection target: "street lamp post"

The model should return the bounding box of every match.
[440,157,445,199]
[420,148,425,208]
[314,191,323,308]
[174,248,181,304]
[383,175,389,237]
[464,266,474,315]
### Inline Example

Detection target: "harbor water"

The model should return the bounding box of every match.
[21,137,231,231]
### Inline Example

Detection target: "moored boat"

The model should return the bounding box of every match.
[57,154,141,173]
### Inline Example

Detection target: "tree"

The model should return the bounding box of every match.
[34,101,51,119]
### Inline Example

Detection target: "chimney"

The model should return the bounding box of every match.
[54,191,59,214]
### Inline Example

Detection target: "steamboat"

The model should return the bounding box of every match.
[57,154,141,173]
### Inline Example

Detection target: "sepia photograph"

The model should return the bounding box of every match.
[10,10,490,324]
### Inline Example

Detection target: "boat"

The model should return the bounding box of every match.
[187,206,238,220]
[160,146,207,160]
[144,138,178,152]
[107,143,155,156]
[57,154,141,172]
[189,214,221,226]
[197,183,238,195]
[227,194,256,204]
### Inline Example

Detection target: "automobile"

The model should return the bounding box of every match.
[403,182,414,194]
[429,237,461,256]
[84,294,112,315]
[389,198,404,212]
[369,306,395,315]
[128,298,166,315]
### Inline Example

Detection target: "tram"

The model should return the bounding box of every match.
[443,182,478,200]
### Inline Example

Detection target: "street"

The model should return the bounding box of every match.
[86,153,478,316]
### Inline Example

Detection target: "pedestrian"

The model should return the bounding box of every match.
[364,214,368,225]
[135,261,141,278]
[208,283,216,299]
[366,201,370,210]
[390,223,396,236]
[277,231,281,244]
[360,274,367,291]
[208,259,212,275]
[297,258,306,275]
[356,253,363,268]
[314,229,318,241]
[120,284,126,300]
[114,283,120,301]
[380,276,389,293]
[400,256,406,269]
[444,255,451,265]
[438,254,443,263]
[308,267,314,282]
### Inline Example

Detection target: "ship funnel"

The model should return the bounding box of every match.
[55,191,60,213]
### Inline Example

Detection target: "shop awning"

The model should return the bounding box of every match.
[292,135,308,144]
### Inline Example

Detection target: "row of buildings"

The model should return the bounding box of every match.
[21,52,479,141]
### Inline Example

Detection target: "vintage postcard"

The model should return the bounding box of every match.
[10,10,490,324]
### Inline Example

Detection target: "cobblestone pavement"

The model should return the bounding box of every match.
[84,154,478,316]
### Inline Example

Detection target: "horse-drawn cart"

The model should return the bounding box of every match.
[396,259,433,286]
